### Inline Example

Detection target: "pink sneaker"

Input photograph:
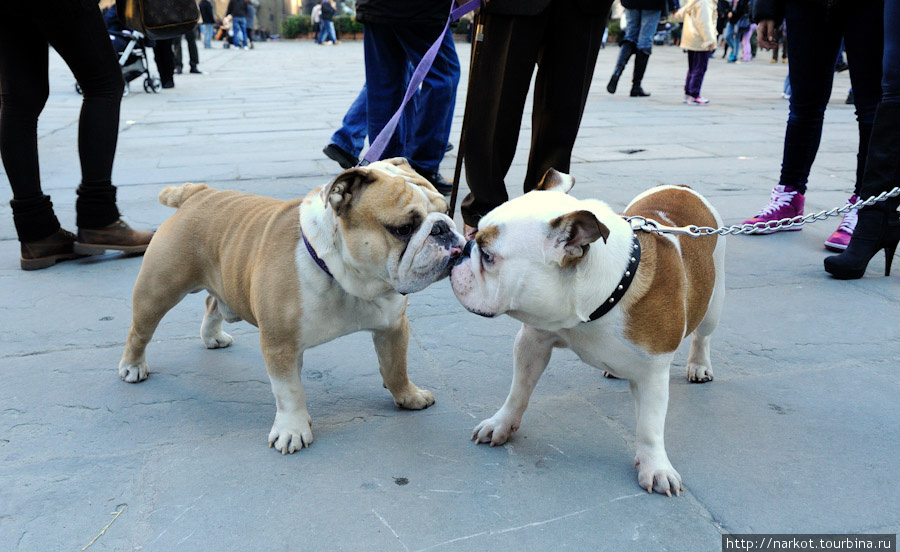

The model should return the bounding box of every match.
[824,195,859,251]
[742,185,805,233]
[687,96,710,105]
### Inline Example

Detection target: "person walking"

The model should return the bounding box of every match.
[459,0,610,239]
[311,2,323,44]
[673,0,717,105]
[318,0,339,45]
[722,0,748,62]
[0,1,154,270]
[824,0,900,279]
[743,0,884,252]
[354,0,460,193]
[199,0,216,49]
[227,0,249,49]
[607,0,666,97]
[246,0,256,48]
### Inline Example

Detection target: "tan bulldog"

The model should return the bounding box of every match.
[450,170,725,495]
[119,158,464,454]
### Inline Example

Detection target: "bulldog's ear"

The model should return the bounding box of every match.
[548,210,610,267]
[536,168,575,193]
[325,167,377,216]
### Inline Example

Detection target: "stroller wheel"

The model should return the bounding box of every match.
[144,77,162,93]
[74,82,82,95]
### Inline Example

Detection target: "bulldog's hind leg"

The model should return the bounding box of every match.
[263,337,313,454]
[119,266,192,383]
[372,315,434,410]
[201,294,235,349]
[686,238,725,383]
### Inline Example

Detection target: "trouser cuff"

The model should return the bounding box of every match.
[76,181,120,229]
[11,195,61,242]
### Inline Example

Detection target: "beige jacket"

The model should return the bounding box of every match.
[673,0,717,51]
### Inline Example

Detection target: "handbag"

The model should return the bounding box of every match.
[116,0,199,40]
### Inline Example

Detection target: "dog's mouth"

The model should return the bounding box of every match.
[465,306,497,318]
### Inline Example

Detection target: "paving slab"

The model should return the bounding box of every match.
[1,38,898,552]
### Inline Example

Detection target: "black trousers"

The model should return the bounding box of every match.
[173,30,200,71]
[460,0,609,226]
[0,1,124,241]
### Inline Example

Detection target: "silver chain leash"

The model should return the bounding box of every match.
[625,187,900,237]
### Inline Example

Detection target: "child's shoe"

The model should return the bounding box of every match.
[687,96,710,105]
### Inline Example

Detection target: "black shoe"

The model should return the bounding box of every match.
[835,61,849,73]
[423,173,453,195]
[174,67,182,75]
[607,73,621,94]
[161,79,175,89]
[630,86,651,97]
[445,142,454,153]
[189,67,204,74]
[845,90,854,105]
[323,143,358,169]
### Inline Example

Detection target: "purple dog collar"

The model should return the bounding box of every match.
[302,231,334,280]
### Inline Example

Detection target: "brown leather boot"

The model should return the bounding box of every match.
[74,219,155,255]
[20,228,88,271]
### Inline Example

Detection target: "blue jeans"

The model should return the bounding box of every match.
[723,21,740,61]
[362,23,460,173]
[318,21,337,43]
[623,8,660,52]
[200,23,213,48]
[781,0,883,195]
[232,17,247,48]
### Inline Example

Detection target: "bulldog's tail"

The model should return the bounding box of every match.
[159,183,208,208]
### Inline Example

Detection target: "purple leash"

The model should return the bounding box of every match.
[360,0,482,166]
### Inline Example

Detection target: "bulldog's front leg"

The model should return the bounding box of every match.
[372,315,434,410]
[262,339,313,454]
[473,325,556,446]
[629,360,683,496]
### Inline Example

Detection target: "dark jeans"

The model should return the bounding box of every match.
[0,1,124,241]
[781,0,883,196]
[684,50,709,98]
[173,30,200,71]
[883,0,900,104]
[362,23,460,174]
[460,0,608,226]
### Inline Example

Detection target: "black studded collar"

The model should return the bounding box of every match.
[586,234,641,322]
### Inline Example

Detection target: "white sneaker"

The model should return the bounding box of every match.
[687,96,710,106]
[684,94,693,104]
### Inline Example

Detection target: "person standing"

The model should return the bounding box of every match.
[722,0,748,62]
[227,0,249,49]
[0,1,154,270]
[673,0,717,105]
[459,0,610,238]
[311,2,323,44]
[607,0,666,97]
[173,30,203,74]
[824,0,900,278]
[743,0,883,252]
[246,0,256,48]
[199,0,216,49]
[354,0,460,193]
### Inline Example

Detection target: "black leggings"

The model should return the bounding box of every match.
[0,2,124,241]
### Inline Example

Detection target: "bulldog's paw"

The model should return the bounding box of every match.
[686,363,714,383]
[393,385,435,410]
[268,412,314,455]
[635,453,683,497]
[472,413,520,447]
[119,360,149,383]
[203,331,234,349]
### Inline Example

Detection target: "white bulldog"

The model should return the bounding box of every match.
[119,158,465,454]
[450,170,725,495]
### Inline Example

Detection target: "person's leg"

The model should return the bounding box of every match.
[691,48,710,97]
[45,4,126,230]
[0,6,61,243]
[186,30,200,70]
[400,27,460,175]
[328,21,338,43]
[631,9,659,95]
[202,23,213,48]
[329,84,368,160]
[460,12,545,228]
[725,21,738,61]
[173,35,183,73]
[741,26,753,61]
[525,0,608,189]
[685,51,699,98]
[154,38,176,87]
[363,23,413,161]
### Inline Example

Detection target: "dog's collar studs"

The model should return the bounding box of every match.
[586,235,641,322]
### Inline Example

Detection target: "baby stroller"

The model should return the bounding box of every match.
[75,21,161,96]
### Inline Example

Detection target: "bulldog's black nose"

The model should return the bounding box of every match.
[430,220,451,236]
[461,239,474,258]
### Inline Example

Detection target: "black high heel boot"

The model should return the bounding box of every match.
[824,209,900,279]
[630,50,651,97]
[824,102,900,279]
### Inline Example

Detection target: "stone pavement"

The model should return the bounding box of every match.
[1,38,898,552]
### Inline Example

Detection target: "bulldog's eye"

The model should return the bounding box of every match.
[481,251,495,265]
[392,224,414,237]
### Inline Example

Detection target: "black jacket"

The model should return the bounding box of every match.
[199,0,215,24]
[751,0,847,23]
[226,0,247,18]
[355,0,450,25]
[485,0,610,16]
[621,0,667,11]
[321,2,335,21]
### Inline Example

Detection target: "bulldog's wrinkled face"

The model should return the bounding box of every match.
[450,169,609,326]
[326,158,465,294]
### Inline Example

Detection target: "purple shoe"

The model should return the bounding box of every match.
[742,185,805,234]
[824,195,859,251]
